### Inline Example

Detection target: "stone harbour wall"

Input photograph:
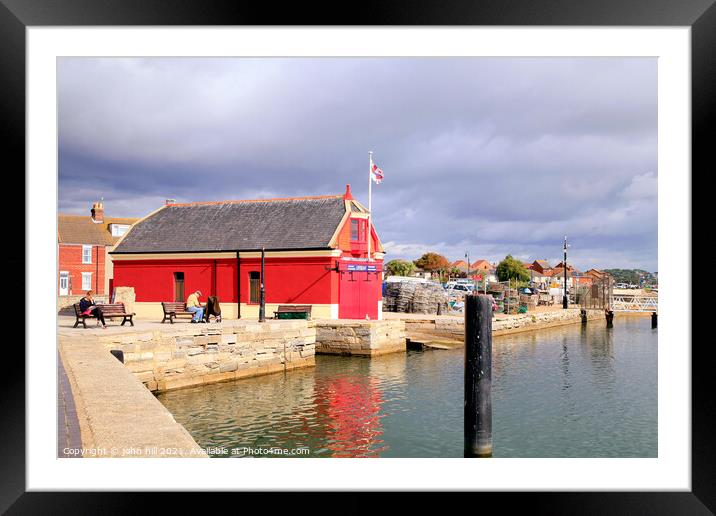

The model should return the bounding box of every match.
[404,308,604,343]
[315,320,406,356]
[95,320,316,392]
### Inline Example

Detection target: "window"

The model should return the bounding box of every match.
[111,224,129,237]
[249,272,261,303]
[173,272,185,302]
[81,272,92,291]
[59,272,69,294]
[351,219,367,242]
[82,245,93,264]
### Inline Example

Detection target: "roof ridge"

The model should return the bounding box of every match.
[167,194,343,207]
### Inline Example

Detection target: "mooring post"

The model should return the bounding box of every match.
[606,309,614,328]
[464,294,493,458]
[580,308,588,325]
[651,312,657,328]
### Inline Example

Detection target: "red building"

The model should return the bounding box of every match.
[57,201,138,297]
[111,185,385,320]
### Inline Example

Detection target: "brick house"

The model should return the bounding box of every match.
[110,185,385,320]
[57,201,138,298]
[531,259,552,274]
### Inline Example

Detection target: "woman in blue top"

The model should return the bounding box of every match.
[78,290,107,329]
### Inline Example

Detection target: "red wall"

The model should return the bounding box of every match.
[58,244,107,295]
[112,256,338,305]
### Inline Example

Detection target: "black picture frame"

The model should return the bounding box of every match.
[2,0,707,512]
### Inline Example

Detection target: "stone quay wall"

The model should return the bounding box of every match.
[404,308,604,343]
[315,320,406,356]
[95,320,316,392]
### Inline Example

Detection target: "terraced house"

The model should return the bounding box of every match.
[57,201,138,299]
[110,185,385,320]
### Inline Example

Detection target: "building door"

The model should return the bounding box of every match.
[59,271,69,296]
[338,262,380,319]
[174,272,185,302]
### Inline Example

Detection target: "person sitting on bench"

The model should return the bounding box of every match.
[205,295,222,323]
[186,290,205,323]
[79,290,107,329]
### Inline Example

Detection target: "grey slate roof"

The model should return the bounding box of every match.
[113,196,347,253]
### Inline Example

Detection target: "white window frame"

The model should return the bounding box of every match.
[111,224,129,237]
[81,272,92,291]
[82,244,93,264]
[59,271,69,294]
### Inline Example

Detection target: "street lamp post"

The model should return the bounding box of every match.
[562,235,568,309]
[259,246,266,322]
[465,251,470,287]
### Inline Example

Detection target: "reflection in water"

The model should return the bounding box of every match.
[158,316,657,458]
[316,377,386,457]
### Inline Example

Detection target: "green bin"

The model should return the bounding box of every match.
[277,312,310,320]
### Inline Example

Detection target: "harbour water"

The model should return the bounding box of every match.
[157,316,657,458]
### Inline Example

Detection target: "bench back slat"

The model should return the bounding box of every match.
[96,303,127,315]
[275,305,312,313]
[162,302,192,314]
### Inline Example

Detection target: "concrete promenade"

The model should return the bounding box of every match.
[58,331,208,458]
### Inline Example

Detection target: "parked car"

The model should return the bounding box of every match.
[447,283,474,293]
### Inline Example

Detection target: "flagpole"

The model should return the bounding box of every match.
[368,151,373,262]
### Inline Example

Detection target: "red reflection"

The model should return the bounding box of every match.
[317,377,387,457]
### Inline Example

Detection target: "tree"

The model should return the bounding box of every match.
[413,252,451,272]
[413,252,452,282]
[449,267,467,278]
[385,259,416,277]
[496,255,530,283]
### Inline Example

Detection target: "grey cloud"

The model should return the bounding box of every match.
[58,57,657,271]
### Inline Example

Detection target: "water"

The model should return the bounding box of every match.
[157,316,657,457]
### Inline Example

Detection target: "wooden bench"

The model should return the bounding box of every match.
[161,301,196,324]
[73,302,135,328]
[273,305,312,320]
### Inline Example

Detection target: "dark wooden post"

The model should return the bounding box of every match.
[259,247,266,322]
[110,349,124,363]
[651,312,657,328]
[464,294,493,458]
[606,309,614,328]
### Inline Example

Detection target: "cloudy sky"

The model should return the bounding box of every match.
[58,57,657,271]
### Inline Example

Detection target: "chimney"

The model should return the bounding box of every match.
[343,184,354,201]
[91,201,104,223]
[165,199,176,205]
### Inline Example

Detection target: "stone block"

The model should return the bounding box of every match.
[221,334,237,344]
[133,371,155,383]
[219,361,239,373]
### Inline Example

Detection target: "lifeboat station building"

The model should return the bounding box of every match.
[110,185,384,320]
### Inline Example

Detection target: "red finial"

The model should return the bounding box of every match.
[343,183,354,200]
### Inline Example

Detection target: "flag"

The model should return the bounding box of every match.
[371,162,384,184]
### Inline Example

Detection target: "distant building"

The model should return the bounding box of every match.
[527,268,550,289]
[451,260,469,271]
[531,259,552,274]
[57,201,138,297]
[548,267,574,290]
[471,259,491,271]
